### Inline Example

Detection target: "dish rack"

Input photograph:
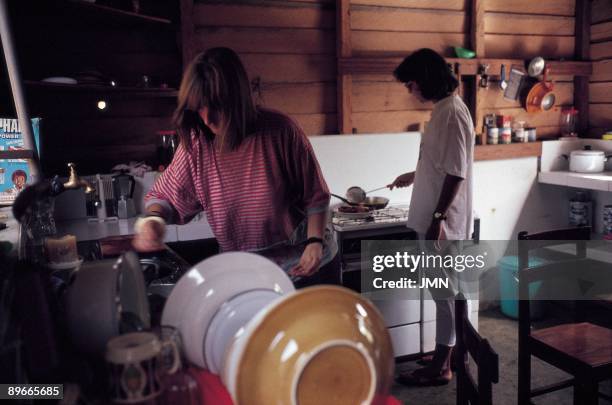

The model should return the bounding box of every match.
[82,174,117,218]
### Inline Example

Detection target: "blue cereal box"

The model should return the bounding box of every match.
[0,118,41,205]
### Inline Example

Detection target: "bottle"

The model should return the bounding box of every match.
[569,191,592,227]
[512,120,526,143]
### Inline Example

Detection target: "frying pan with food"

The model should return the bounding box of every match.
[331,193,390,210]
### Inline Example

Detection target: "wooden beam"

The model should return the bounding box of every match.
[474,142,542,162]
[179,0,196,70]
[470,0,485,142]
[471,0,484,57]
[574,0,590,137]
[338,57,592,77]
[337,0,352,134]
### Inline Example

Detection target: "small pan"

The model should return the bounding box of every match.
[524,67,555,113]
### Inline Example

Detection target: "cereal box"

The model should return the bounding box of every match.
[0,118,41,205]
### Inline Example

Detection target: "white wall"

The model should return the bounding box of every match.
[310,132,569,241]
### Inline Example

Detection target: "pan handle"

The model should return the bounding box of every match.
[331,193,354,205]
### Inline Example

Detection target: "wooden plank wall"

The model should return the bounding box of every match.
[192,0,337,135]
[348,0,576,136]
[0,1,181,175]
[589,0,612,137]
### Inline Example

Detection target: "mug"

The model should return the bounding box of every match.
[106,332,179,404]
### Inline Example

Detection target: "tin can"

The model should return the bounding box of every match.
[500,127,512,144]
[487,127,499,144]
[526,127,537,142]
[496,115,511,128]
[513,128,526,143]
[569,192,592,227]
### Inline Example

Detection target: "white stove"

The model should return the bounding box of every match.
[332,205,410,232]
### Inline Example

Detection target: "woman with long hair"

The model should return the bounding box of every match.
[134,47,338,285]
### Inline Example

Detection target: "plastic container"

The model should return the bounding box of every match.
[498,255,547,319]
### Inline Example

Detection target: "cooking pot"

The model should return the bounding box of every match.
[562,145,612,173]
[524,67,555,113]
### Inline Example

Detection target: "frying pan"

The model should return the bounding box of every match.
[331,193,389,210]
[524,67,555,113]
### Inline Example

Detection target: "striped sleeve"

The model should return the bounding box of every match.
[145,142,202,224]
[283,119,330,215]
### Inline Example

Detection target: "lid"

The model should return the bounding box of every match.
[571,149,605,157]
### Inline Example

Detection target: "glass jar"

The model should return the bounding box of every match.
[560,107,579,137]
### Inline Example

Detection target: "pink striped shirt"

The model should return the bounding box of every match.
[145,108,330,254]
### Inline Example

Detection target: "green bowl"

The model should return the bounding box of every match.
[454,46,476,59]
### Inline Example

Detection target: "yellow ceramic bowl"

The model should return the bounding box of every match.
[226,285,394,405]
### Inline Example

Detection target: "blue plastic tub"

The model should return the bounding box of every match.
[498,255,547,319]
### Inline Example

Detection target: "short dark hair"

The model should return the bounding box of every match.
[174,47,258,151]
[393,48,458,101]
[12,170,26,182]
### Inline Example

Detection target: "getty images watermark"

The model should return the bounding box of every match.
[360,239,612,301]
[371,249,487,289]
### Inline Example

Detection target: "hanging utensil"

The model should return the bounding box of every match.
[478,64,490,88]
[499,64,507,90]
[524,67,555,113]
[527,57,545,77]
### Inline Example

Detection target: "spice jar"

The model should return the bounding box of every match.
[500,127,512,144]
[512,121,526,143]
[487,127,499,145]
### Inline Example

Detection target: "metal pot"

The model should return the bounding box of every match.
[562,146,612,173]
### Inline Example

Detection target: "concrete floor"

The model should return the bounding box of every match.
[391,308,612,405]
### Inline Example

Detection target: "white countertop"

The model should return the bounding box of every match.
[539,171,612,192]
[55,213,215,243]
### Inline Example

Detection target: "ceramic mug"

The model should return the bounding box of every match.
[106,332,179,404]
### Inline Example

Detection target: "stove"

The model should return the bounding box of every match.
[332,205,410,232]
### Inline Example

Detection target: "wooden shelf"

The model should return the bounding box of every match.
[23,80,178,98]
[339,55,592,77]
[65,0,174,28]
[474,142,542,161]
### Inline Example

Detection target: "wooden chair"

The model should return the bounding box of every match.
[455,293,499,405]
[517,226,612,405]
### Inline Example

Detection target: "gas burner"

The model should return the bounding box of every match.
[332,205,409,232]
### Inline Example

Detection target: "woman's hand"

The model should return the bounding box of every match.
[132,218,166,252]
[389,172,416,190]
[289,242,323,278]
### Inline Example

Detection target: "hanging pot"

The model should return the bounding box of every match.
[524,67,555,113]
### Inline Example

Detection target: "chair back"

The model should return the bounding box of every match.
[455,293,499,405]
[517,226,591,334]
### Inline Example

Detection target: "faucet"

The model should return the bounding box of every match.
[62,163,95,194]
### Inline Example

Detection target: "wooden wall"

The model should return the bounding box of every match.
[193,0,579,136]
[0,0,181,175]
[589,0,612,137]
[346,0,577,136]
[192,0,337,135]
